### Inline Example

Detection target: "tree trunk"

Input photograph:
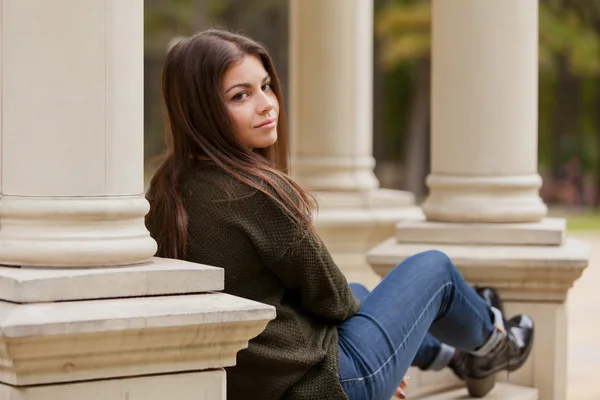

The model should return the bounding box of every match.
[550,54,581,179]
[403,58,431,199]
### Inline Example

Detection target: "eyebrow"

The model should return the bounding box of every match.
[225,75,271,94]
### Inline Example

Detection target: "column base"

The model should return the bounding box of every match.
[0,195,156,267]
[0,370,226,400]
[291,155,380,191]
[423,174,548,223]
[314,189,422,288]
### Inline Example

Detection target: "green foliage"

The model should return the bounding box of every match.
[376,1,600,76]
[539,4,600,75]
[567,212,600,231]
[376,1,430,68]
[144,0,195,53]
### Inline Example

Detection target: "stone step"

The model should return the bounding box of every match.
[413,383,538,400]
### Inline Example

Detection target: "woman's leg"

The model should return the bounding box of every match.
[348,282,455,371]
[338,250,508,400]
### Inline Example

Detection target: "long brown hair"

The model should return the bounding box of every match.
[146,29,315,259]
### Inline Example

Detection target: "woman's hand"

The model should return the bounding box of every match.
[394,376,409,399]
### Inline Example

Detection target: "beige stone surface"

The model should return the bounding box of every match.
[0,195,157,268]
[0,257,224,303]
[0,369,226,400]
[2,0,143,196]
[414,382,538,400]
[368,237,588,302]
[0,292,273,338]
[403,367,461,398]
[565,233,600,400]
[396,218,565,246]
[0,292,275,385]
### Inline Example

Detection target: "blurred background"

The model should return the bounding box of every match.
[144,0,600,223]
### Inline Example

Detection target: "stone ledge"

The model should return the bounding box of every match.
[0,292,273,337]
[396,218,565,246]
[0,292,275,385]
[367,238,589,302]
[0,369,225,399]
[413,383,538,400]
[0,257,224,303]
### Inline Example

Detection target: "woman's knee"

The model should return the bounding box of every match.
[407,250,456,280]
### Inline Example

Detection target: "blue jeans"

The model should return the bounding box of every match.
[348,283,447,371]
[337,250,495,400]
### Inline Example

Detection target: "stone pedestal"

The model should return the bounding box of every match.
[369,227,587,400]
[1,371,226,400]
[367,1,588,399]
[0,1,275,398]
[289,0,421,287]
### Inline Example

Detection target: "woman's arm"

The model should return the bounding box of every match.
[268,228,360,323]
[241,189,360,324]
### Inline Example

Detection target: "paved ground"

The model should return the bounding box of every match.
[567,233,600,400]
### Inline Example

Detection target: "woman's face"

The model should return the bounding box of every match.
[222,55,279,149]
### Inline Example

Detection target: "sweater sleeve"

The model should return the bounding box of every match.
[271,229,361,323]
[238,190,360,324]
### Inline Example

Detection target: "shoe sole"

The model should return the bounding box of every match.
[466,375,496,398]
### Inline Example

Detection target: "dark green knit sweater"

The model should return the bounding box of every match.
[177,163,360,400]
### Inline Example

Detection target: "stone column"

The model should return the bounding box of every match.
[289,0,378,191]
[367,1,588,399]
[0,1,274,399]
[289,0,421,288]
[0,0,155,267]
[422,0,547,223]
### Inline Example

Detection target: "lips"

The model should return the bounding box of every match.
[255,118,276,128]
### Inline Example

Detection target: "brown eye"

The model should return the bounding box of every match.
[232,92,248,101]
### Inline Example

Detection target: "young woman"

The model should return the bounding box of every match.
[146,29,534,400]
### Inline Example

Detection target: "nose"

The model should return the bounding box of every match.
[257,91,275,115]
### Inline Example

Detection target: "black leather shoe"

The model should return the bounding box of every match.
[464,314,535,397]
[449,287,504,380]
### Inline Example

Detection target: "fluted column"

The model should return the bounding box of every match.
[289,0,379,191]
[422,0,547,223]
[0,0,155,266]
[0,2,274,398]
